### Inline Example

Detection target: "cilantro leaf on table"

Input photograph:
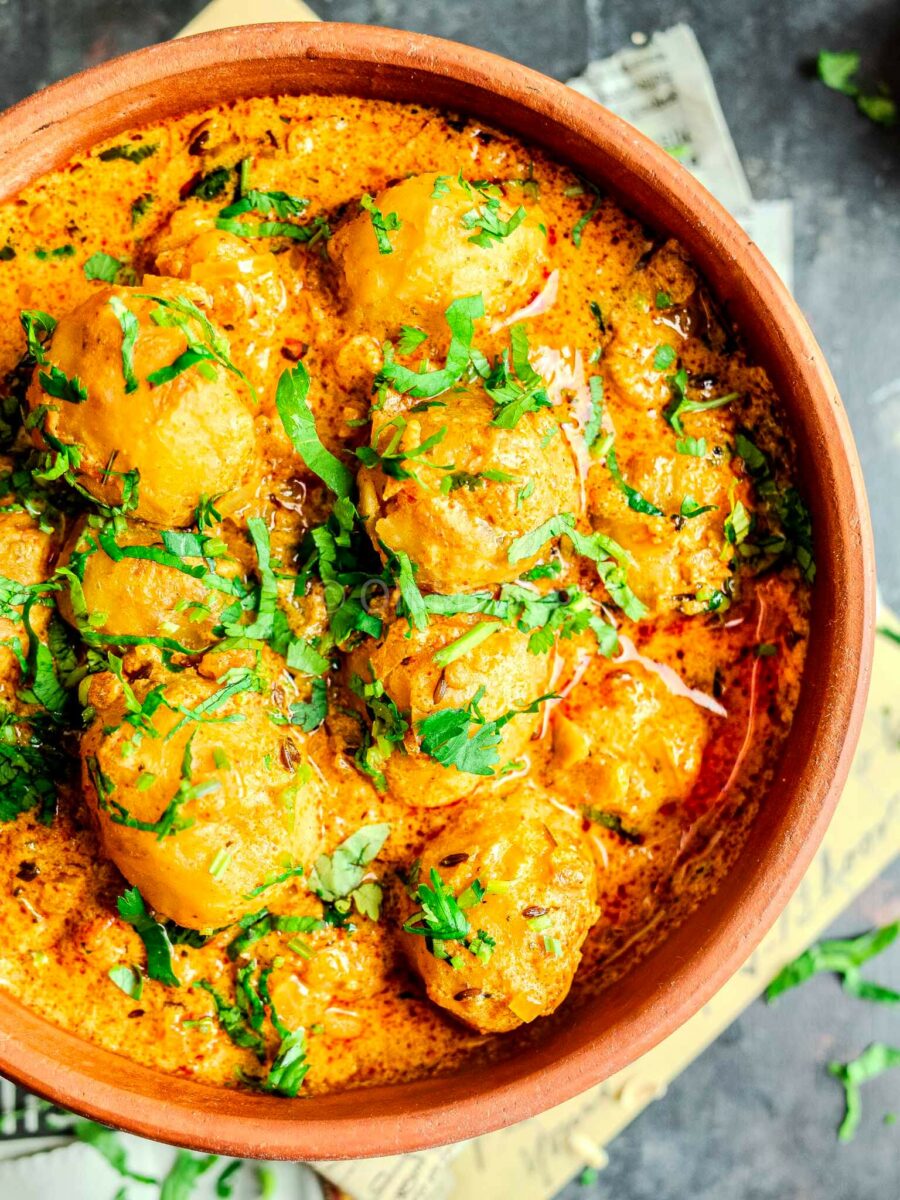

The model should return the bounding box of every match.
[828,1043,900,1141]
[766,922,900,1004]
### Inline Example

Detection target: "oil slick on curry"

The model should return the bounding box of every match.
[0,96,811,1096]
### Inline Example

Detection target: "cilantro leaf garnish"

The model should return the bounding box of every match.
[679,495,717,520]
[117,886,180,987]
[829,1044,900,1141]
[664,368,737,434]
[194,978,266,1057]
[98,142,157,164]
[584,376,604,452]
[432,621,501,668]
[817,51,896,127]
[108,296,140,394]
[653,343,676,371]
[131,192,154,225]
[606,445,664,516]
[84,252,129,284]
[243,863,305,900]
[376,294,485,399]
[356,416,450,481]
[308,823,391,922]
[675,436,707,457]
[460,186,526,249]
[570,185,602,247]
[766,922,900,1005]
[403,866,470,941]
[38,364,88,405]
[20,309,57,363]
[226,909,323,960]
[417,686,552,776]
[507,513,574,564]
[485,324,552,428]
[219,189,309,220]
[583,806,643,844]
[275,364,354,498]
[396,325,428,355]
[387,548,428,631]
[359,193,401,254]
[734,431,815,582]
[265,1027,310,1097]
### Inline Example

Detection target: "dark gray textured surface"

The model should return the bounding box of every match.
[0,2,898,1196]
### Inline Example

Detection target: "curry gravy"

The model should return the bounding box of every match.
[0,95,810,1096]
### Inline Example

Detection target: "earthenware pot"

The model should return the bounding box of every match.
[0,22,875,1161]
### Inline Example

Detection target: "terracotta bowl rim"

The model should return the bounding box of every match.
[0,21,876,1161]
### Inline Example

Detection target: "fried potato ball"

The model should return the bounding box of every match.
[357,385,581,591]
[587,441,742,615]
[345,613,553,808]
[154,220,288,385]
[81,649,325,929]
[56,516,238,652]
[402,791,596,1033]
[549,655,710,831]
[331,173,548,337]
[26,283,257,526]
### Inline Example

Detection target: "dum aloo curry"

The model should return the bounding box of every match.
[0,95,812,1097]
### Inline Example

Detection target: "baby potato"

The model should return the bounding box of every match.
[587,441,741,615]
[345,613,553,808]
[154,222,288,386]
[549,655,710,830]
[402,793,596,1033]
[331,172,548,337]
[26,283,257,526]
[81,651,325,929]
[357,385,581,591]
[56,516,237,652]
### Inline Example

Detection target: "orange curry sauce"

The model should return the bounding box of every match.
[0,96,809,1095]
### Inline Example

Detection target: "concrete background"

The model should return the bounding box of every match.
[0,2,898,1196]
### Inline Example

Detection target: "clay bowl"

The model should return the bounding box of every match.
[0,22,875,1160]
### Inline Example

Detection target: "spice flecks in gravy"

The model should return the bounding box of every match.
[0,95,810,1096]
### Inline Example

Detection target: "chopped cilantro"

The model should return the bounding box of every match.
[376,294,484,399]
[117,886,180,987]
[817,51,896,127]
[829,1044,900,1141]
[108,964,143,999]
[664,368,737,434]
[308,822,391,922]
[653,343,676,371]
[219,189,309,220]
[187,166,233,200]
[108,296,140,394]
[571,186,602,247]
[275,364,353,498]
[485,324,552,428]
[679,495,716,520]
[676,436,707,457]
[417,686,552,776]
[38,364,88,405]
[766,922,900,1005]
[606,445,664,516]
[243,863,305,900]
[396,325,428,355]
[98,142,158,164]
[131,192,154,225]
[83,252,128,284]
[359,193,401,254]
[655,290,673,309]
[433,621,501,668]
[583,806,643,844]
